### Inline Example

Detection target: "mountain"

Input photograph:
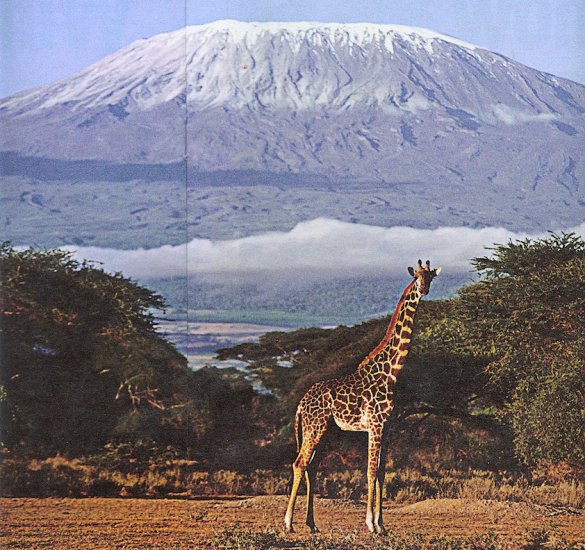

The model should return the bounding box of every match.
[1,20,584,243]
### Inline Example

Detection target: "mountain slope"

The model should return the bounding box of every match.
[1,20,584,235]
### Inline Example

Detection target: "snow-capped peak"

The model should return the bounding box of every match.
[1,19,583,203]
[2,20,484,114]
[194,19,480,52]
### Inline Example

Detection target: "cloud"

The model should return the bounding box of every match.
[64,218,585,281]
[491,104,556,125]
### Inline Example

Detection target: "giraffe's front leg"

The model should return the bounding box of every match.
[365,428,383,533]
[374,433,389,534]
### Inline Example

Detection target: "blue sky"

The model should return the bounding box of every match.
[1,0,584,97]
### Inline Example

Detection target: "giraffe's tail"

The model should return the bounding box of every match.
[294,406,302,453]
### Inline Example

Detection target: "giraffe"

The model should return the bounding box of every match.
[284,260,441,534]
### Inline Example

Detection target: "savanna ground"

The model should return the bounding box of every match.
[2,495,584,549]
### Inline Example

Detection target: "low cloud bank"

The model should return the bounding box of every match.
[65,218,585,281]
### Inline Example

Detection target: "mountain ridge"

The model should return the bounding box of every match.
[2,21,583,154]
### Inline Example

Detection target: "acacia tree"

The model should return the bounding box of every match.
[457,233,585,466]
[1,244,261,460]
[0,243,191,454]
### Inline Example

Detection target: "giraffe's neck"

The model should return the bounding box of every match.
[358,280,421,382]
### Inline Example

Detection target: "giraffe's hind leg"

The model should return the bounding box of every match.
[284,418,328,532]
[305,457,319,532]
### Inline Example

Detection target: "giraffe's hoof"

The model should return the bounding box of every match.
[308,525,320,534]
[375,525,387,535]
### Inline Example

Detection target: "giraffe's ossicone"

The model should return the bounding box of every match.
[284,260,441,534]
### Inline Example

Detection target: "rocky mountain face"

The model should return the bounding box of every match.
[1,20,584,237]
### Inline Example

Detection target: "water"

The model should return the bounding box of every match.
[156,319,292,394]
[156,319,290,362]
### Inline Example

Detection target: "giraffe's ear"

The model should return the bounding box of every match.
[433,267,442,276]
[408,267,415,277]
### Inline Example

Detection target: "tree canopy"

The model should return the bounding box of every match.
[0,243,256,458]
[458,233,585,465]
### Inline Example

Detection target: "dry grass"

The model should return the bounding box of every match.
[1,455,584,511]
[210,525,584,550]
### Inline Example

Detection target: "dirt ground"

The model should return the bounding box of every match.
[1,496,583,549]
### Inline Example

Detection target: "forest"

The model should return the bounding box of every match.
[1,234,583,510]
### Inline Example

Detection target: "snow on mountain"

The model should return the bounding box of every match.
[2,21,480,113]
[1,20,584,233]
[2,21,583,159]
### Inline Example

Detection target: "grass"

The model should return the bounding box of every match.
[2,454,584,511]
[3,495,582,550]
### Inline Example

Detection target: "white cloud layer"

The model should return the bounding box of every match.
[64,218,585,281]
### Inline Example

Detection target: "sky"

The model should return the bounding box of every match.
[1,0,584,98]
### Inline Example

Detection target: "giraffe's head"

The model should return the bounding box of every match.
[408,259,441,296]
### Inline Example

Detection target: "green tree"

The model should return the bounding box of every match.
[0,244,194,455]
[458,233,585,466]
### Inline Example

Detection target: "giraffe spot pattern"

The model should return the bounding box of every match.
[295,282,423,438]
[286,265,440,532]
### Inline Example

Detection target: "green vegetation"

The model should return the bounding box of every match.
[0,244,257,458]
[188,308,354,327]
[1,233,583,501]
[151,271,469,327]
[458,233,585,466]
